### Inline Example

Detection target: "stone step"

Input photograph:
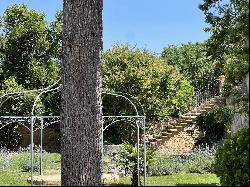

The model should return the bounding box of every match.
[205,103,215,107]
[153,135,162,139]
[181,115,191,119]
[203,106,213,110]
[199,109,207,112]
[181,115,197,119]
[185,119,194,123]
[167,129,178,133]
[214,96,222,99]
[185,129,195,134]
[161,132,172,136]
[189,112,201,116]
[148,138,156,142]
[161,135,170,139]
[179,122,188,126]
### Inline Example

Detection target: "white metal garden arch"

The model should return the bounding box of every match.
[0,79,148,186]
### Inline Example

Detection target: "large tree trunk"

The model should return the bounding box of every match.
[61,0,103,186]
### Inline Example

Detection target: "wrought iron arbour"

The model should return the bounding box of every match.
[0,80,147,186]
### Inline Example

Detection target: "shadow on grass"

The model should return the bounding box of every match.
[176,183,219,186]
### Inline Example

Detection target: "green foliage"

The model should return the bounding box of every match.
[0,76,44,116]
[10,150,61,174]
[0,4,60,116]
[213,128,249,186]
[47,10,63,65]
[0,77,43,149]
[0,4,60,89]
[117,143,156,186]
[199,0,249,92]
[102,45,195,122]
[195,107,233,147]
[0,124,22,150]
[148,146,216,176]
[18,153,40,172]
[103,122,137,145]
[0,4,61,150]
[161,43,217,90]
[148,154,188,176]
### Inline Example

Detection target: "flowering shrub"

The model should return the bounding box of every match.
[0,147,11,171]
[148,145,217,176]
[148,154,188,176]
[187,144,217,174]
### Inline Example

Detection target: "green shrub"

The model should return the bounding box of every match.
[148,146,217,176]
[11,147,61,173]
[102,45,195,122]
[18,152,39,172]
[187,145,217,174]
[148,154,188,176]
[117,143,156,186]
[213,127,249,186]
[195,107,233,147]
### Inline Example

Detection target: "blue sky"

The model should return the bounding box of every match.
[0,0,210,54]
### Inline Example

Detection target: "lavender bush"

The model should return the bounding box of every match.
[0,147,11,171]
[148,144,217,176]
[186,144,217,174]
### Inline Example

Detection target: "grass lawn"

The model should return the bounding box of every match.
[0,152,220,186]
[107,174,220,186]
[0,172,220,186]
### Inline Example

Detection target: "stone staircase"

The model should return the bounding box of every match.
[146,95,225,154]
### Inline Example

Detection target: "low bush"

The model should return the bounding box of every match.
[148,154,188,176]
[213,127,249,186]
[18,152,39,172]
[148,145,217,176]
[187,145,217,174]
[10,146,61,173]
[0,147,11,171]
[117,143,156,186]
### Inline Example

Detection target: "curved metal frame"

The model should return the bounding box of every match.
[0,80,147,186]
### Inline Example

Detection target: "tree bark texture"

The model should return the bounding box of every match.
[61,0,103,186]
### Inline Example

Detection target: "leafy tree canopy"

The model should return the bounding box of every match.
[0,4,61,90]
[0,4,61,116]
[102,45,195,121]
[161,42,217,90]
[199,0,249,88]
